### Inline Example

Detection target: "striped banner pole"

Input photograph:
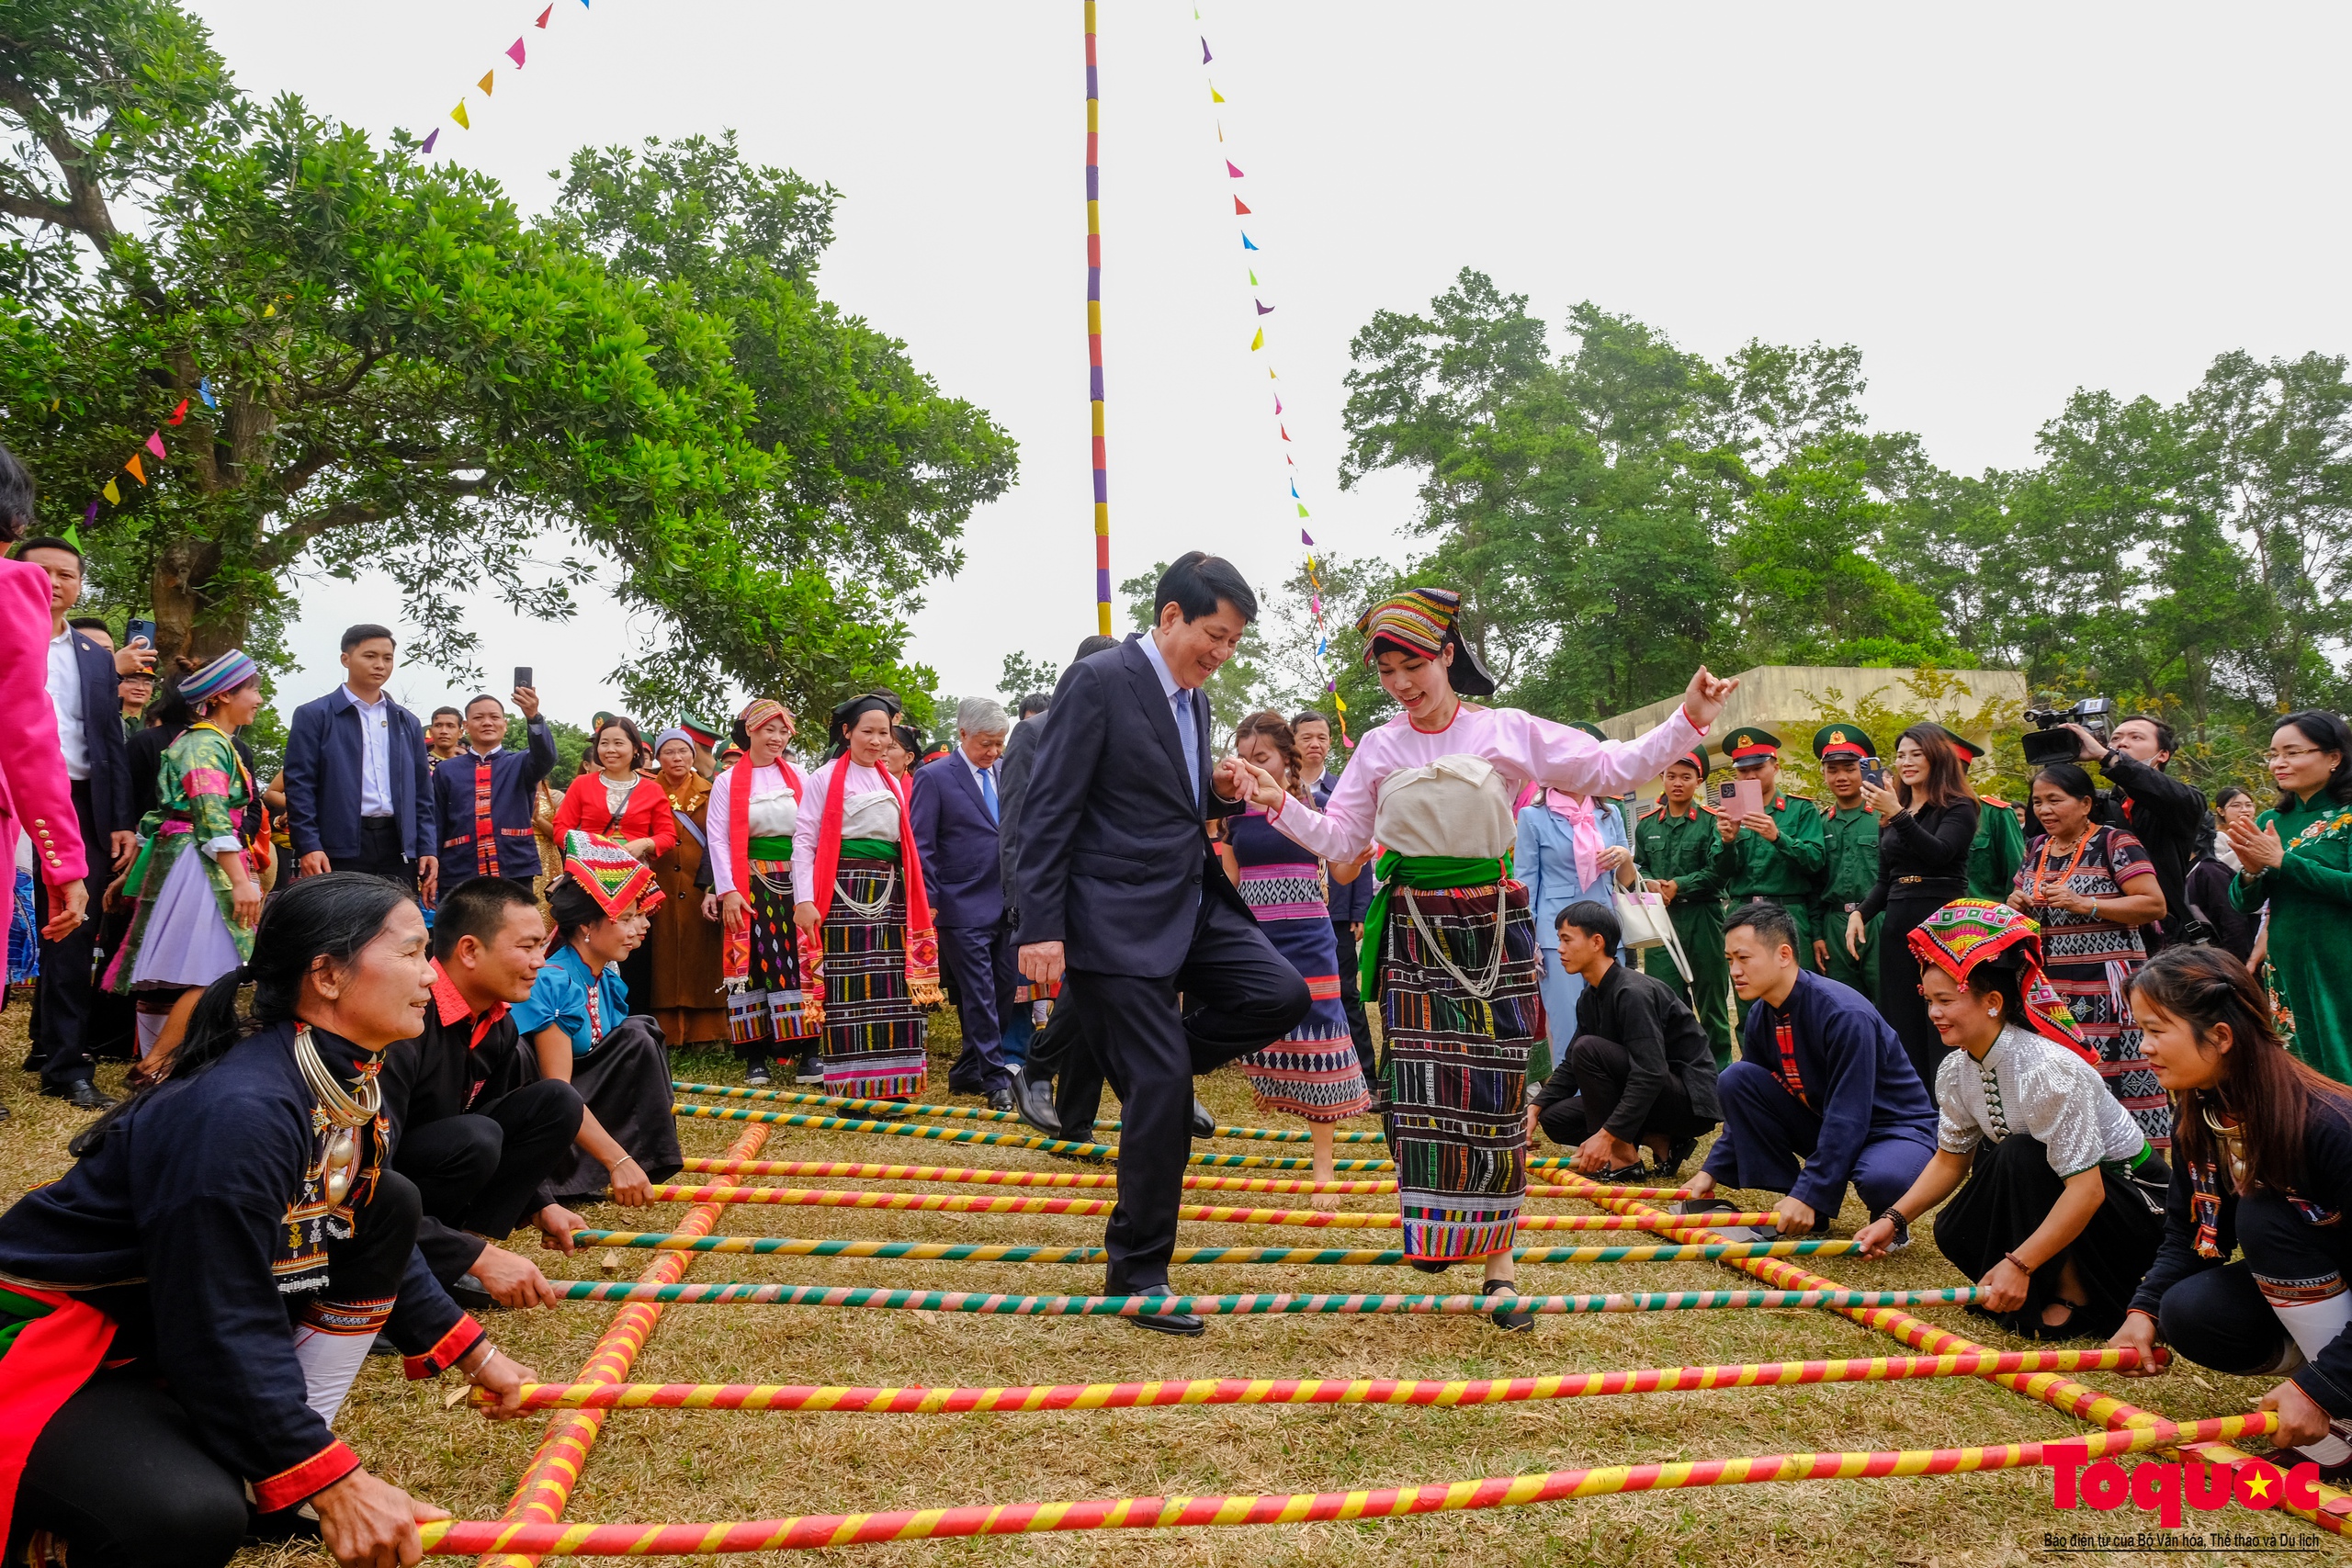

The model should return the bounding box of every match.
[671,1082,1385,1143]
[418,1410,2272,1556]
[480,1344,2155,1414]
[1083,0,1112,632]
[572,1231,1844,1266]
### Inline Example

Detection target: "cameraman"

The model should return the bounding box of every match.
[2061,714,2205,951]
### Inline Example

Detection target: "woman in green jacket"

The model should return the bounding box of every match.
[2230,709,2352,1084]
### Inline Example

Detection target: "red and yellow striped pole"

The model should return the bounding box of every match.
[419,1410,2271,1556]
[1083,0,1111,632]
[482,1345,2157,1414]
[476,1122,768,1567]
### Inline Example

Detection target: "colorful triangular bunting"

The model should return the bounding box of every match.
[1255,299,1274,314]
[536,4,552,24]
[1234,197,1250,215]
[479,70,495,95]
[1241,231,1257,250]
[1210,83,1225,103]
[1250,328,1263,351]
[1201,37,1212,63]
[101,479,120,505]
[1226,160,1244,178]
[123,455,145,485]
[452,100,470,129]
[422,127,439,154]
[198,376,216,409]
[167,399,188,425]
[506,38,526,66]
[144,432,165,459]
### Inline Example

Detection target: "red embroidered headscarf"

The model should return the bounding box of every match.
[1907,897,2098,1065]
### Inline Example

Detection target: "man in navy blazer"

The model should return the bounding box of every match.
[16,537,140,1109]
[910,696,1018,1111]
[283,624,436,897]
[1014,553,1309,1335]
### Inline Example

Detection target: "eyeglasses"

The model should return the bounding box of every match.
[2264,747,2329,764]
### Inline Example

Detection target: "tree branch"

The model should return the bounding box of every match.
[256,501,379,570]
[0,71,119,247]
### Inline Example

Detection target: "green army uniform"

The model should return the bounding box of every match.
[1710,727,1828,972]
[1810,724,1883,998]
[1635,778,1736,1068]
[1968,795,2027,901]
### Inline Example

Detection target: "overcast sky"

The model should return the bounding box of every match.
[184,1,2352,725]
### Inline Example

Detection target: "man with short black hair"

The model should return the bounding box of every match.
[284,623,436,896]
[1016,555,1309,1335]
[1679,901,1937,1236]
[1528,901,1720,1179]
[426,705,466,768]
[2064,713,2205,951]
[1016,692,1051,722]
[433,686,559,893]
[379,876,586,1307]
[16,534,138,1109]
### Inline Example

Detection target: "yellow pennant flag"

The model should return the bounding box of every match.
[1250,328,1263,351]
[479,71,495,95]
[101,479,120,505]
[452,100,470,129]
[262,301,275,317]
[1210,83,1225,103]
[124,454,146,485]
[1334,695,1348,712]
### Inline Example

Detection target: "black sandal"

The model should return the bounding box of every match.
[1409,1259,1453,1275]
[2026,1296,2089,1341]
[1482,1278,1536,1332]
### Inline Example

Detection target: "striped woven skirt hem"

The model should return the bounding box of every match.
[819,857,926,1101]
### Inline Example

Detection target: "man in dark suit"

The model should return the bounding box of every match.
[1015,554,1310,1336]
[16,536,140,1109]
[283,623,436,897]
[910,695,1019,1111]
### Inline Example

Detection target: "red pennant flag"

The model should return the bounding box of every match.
[1226,160,1244,178]
[506,38,526,66]
[166,399,188,425]
[536,4,552,24]
[1233,197,1250,215]
[1279,424,1291,442]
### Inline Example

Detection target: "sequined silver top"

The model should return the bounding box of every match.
[1935,1023,2147,1177]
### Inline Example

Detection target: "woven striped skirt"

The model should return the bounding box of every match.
[819,857,927,1100]
[1380,880,1542,1261]
[727,859,819,1052]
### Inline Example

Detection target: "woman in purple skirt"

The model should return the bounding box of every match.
[1216,712,1371,1209]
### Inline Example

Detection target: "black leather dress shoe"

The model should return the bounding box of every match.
[1124,1290,1206,1337]
[49,1081,119,1112]
[987,1087,1016,1114]
[1190,1098,1216,1139]
[1012,1071,1062,1135]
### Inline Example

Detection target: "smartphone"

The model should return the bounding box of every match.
[124,616,157,649]
[514,666,533,690]
[1860,756,1887,792]
[1716,778,1764,820]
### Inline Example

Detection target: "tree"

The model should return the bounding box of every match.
[1,0,1013,727]
[996,649,1057,705]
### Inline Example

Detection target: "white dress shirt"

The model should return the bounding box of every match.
[46,628,88,783]
[344,685,393,818]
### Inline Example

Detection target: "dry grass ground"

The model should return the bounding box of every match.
[0,1006,2330,1566]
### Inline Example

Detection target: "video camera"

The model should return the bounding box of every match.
[2020,697,2115,768]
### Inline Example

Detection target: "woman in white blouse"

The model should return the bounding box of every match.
[1855,898,2168,1341]
[707,699,818,1086]
[791,692,947,1101]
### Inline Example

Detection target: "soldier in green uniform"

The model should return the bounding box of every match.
[1812,723,1883,999]
[1710,726,1828,971]
[1939,725,2026,900]
[1634,747,1736,1066]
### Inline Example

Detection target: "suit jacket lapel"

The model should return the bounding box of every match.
[950,756,990,825]
[1119,639,1190,795]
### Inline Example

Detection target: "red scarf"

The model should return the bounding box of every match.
[720,753,806,988]
[809,759,943,1007]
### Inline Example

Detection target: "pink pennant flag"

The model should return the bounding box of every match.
[144,431,166,459]
[1312,596,1321,615]
[536,3,553,24]
[1273,395,1283,414]
[1226,160,1244,178]
[506,38,526,66]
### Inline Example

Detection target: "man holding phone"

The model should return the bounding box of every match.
[1811,725,1882,998]
[1709,726,1827,973]
[432,675,559,894]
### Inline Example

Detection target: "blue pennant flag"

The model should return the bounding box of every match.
[1241,231,1258,251]
[197,376,217,409]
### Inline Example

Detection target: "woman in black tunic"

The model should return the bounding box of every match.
[2111,944,2352,1480]
[1856,723,1980,1088]
[0,875,535,1568]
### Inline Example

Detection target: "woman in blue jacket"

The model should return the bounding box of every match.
[1517,781,1636,1081]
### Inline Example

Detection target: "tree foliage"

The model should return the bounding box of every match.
[0,0,1014,726]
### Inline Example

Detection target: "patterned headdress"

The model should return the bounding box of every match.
[737,698,788,739]
[1906,898,2095,1063]
[180,649,259,707]
[560,829,663,918]
[1356,587,1497,697]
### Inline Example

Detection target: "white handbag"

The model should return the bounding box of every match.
[1613,877,1694,982]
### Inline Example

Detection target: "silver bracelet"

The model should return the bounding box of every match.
[463,1341,499,1382]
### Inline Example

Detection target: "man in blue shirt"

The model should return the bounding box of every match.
[284,623,435,895]
[1679,900,1936,1237]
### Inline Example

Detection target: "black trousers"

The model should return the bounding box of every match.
[1019,991,1114,1136]
[531,1016,684,1207]
[1534,1032,1714,1150]
[2158,1186,2352,1382]
[6,1171,427,1568]
[1934,1134,2168,1341]
[28,779,103,1089]
[1331,918,1377,1089]
[392,1077,584,1282]
[1067,894,1309,1292]
[341,816,417,889]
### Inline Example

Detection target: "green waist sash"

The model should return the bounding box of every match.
[746,834,794,863]
[1360,851,1510,1000]
[837,838,900,863]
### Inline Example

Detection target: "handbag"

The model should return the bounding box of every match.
[1612,876,1694,983]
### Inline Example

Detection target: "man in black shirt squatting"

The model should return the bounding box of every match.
[379,876,587,1308]
[1527,900,1722,1180]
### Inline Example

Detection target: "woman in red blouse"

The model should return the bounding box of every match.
[551,717,676,863]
